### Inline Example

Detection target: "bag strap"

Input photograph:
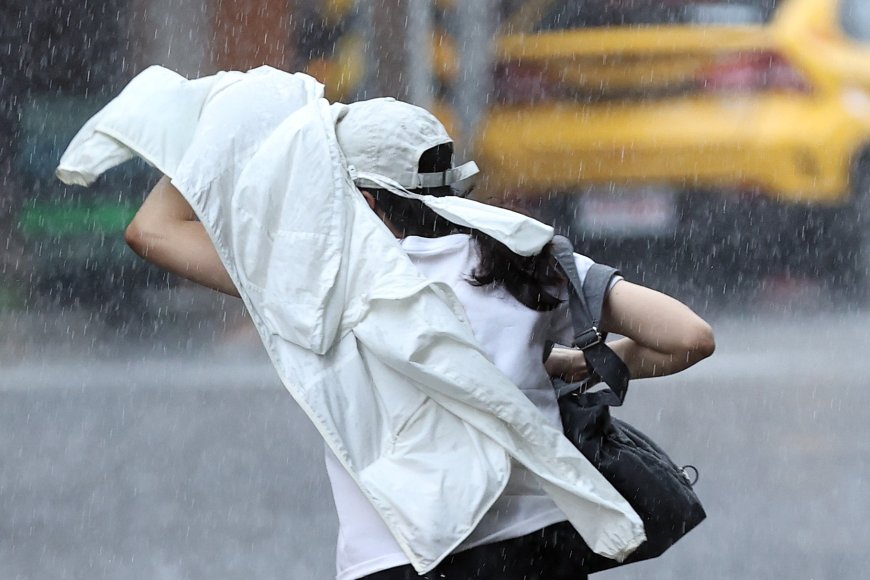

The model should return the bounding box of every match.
[550,235,631,405]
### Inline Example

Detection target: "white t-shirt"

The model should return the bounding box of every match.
[325,233,609,580]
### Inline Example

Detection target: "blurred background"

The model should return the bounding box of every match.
[2,0,870,578]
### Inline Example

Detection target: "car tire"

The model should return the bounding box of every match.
[678,192,768,306]
[823,153,870,303]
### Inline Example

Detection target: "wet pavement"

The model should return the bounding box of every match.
[1,299,869,579]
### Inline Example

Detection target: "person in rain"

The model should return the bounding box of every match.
[58,67,714,579]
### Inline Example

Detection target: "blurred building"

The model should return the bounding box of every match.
[0,0,316,313]
[7,0,870,313]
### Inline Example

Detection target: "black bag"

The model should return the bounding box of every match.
[549,235,706,574]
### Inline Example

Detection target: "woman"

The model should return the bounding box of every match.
[125,121,714,579]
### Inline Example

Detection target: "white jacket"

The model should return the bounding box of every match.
[56,66,645,573]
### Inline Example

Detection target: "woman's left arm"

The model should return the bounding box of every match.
[600,281,715,379]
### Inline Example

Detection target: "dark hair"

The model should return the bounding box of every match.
[366,144,563,311]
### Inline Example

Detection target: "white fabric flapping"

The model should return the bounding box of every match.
[350,169,553,257]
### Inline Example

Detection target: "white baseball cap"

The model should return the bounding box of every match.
[332,97,552,257]
[334,97,479,192]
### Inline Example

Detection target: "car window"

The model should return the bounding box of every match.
[841,0,870,43]
[534,0,779,30]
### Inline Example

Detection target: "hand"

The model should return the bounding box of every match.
[544,346,590,383]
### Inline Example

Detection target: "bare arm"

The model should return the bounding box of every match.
[601,281,714,379]
[125,176,239,297]
[545,280,715,381]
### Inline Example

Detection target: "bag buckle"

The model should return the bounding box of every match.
[573,326,602,350]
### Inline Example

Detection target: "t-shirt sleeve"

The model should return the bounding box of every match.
[548,252,622,346]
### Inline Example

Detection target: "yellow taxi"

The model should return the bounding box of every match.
[474,0,870,288]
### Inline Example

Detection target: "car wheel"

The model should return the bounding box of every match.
[850,154,870,288]
[823,153,870,302]
[678,192,769,306]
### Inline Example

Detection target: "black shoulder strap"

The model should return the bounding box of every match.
[550,235,631,405]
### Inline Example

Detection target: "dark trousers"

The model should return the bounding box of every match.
[360,522,590,580]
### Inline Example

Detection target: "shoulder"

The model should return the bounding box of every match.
[572,251,595,273]
[556,251,622,297]
[568,251,599,285]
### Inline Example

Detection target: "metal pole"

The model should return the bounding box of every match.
[356,0,376,100]
[365,0,409,99]
[131,0,212,76]
[455,0,497,161]
[407,0,434,110]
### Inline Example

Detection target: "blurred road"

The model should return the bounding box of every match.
[1,303,870,579]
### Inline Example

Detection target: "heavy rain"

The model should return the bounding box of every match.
[2,0,870,578]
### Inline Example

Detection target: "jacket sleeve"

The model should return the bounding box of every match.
[56,65,223,185]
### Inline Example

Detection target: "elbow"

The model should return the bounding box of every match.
[124,219,149,258]
[685,320,716,364]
